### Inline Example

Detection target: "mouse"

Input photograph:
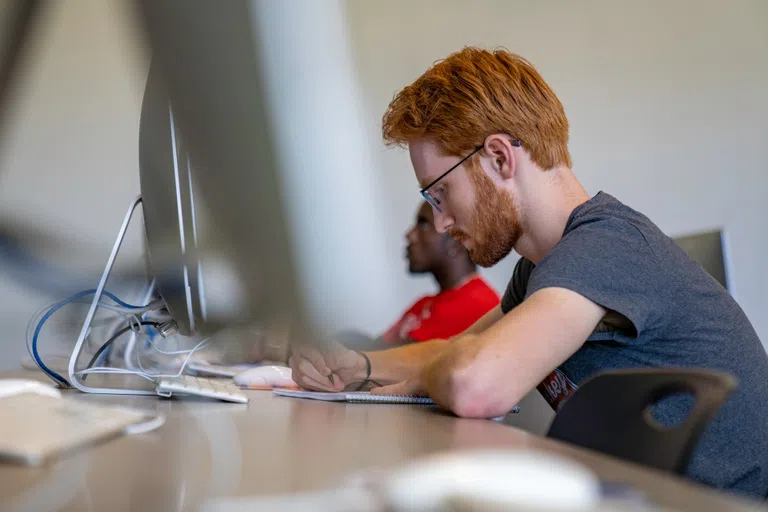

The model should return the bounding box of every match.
[233,365,298,389]
[0,379,62,400]
[382,449,600,511]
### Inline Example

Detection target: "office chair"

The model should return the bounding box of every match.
[547,368,737,474]
[673,229,732,293]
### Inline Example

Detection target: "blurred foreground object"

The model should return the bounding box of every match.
[1,0,396,374]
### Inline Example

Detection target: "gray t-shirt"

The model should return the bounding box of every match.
[501,192,768,498]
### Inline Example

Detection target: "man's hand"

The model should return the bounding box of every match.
[370,337,478,398]
[288,341,368,392]
[370,374,427,397]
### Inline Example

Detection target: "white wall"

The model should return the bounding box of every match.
[343,0,768,349]
[0,1,147,369]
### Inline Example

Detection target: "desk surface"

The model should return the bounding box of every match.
[0,372,763,511]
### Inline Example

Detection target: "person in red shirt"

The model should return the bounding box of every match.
[379,202,500,345]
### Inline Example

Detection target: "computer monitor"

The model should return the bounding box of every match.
[136,0,313,342]
[138,61,204,337]
[673,230,732,293]
[136,0,397,341]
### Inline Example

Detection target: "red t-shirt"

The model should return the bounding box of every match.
[380,276,500,343]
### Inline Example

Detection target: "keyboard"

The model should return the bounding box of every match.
[0,393,156,465]
[155,376,249,404]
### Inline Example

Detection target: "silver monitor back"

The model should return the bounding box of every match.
[136,1,310,340]
[135,0,398,343]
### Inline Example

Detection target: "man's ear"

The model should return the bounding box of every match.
[484,134,517,181]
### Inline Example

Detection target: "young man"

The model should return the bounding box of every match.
[288,48,768,497]
[379,201,499,345]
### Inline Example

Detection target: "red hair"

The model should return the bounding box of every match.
[382,47,571,170]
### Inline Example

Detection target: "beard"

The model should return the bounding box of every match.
[449,164,522,268]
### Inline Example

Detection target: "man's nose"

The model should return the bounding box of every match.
[406,226,418,244]
[432,209,454,234]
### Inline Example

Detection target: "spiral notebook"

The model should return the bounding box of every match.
[272,389,435,404]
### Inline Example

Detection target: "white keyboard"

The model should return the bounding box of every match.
[156,376,248,404]
[0,393,156,465]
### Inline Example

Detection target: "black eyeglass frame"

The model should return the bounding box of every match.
[419,139,520,212]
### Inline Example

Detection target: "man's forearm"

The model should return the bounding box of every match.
[365,339,451,385]
[457,305,503,338]
[363,306,502,385]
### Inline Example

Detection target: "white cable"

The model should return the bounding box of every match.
[26,298,166,361]
[124,279,158,370]
[25,302,120,361]
[26,304,53,360]
[76,337,211,382]
[28,290,204,387]
[136,337,211,377]
[127,314,142,333]
[26,298,159,344]
[142,334,202,355]
[25,301,138,363]
[74,368,158,383]
[99,298,165,314]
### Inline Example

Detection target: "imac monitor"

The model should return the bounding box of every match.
[138,62,204,337]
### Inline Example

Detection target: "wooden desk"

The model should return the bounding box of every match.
[0,372,763,511]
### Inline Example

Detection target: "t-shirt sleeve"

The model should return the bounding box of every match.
[526,218,661,341]
[501,257,536,313]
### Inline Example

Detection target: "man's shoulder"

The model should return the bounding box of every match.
[502,193,668,314]
[565,192,657,240]
[546,196,664,268]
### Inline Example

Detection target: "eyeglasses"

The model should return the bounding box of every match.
[420,146,482,213]
[419,139,520,213]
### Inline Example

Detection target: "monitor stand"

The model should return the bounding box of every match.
[67,196,158,395]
